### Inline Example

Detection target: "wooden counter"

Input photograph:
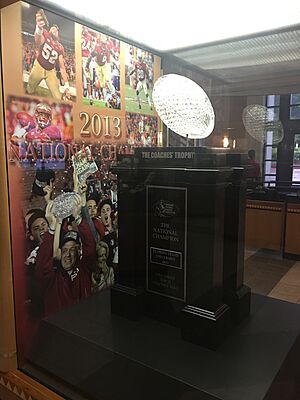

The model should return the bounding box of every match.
[284,203,300,256]
[245,200,285,251]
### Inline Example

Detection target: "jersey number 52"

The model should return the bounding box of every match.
[42,43,58,64]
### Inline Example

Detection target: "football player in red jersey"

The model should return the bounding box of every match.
[26,9,71,100]
[128,51,153,110]
[12,103,62,143]
[87,34,117,105]
[11,111,36,142]
[25,103,62,142]
[81,27,95,102]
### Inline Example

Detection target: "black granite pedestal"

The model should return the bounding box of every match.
[111,147,250,348]
[223,166,251,322]
[112,165,232,347]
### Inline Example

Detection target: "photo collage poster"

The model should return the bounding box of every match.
[1,2,161,362]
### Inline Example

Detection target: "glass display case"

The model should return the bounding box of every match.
[1,2,300,400]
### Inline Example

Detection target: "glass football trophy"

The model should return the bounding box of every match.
[53,192,80,220]
[152,74,215,139]
[242,104,284,144]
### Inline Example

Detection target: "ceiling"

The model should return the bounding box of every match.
[169,28,300,96]
[39,0,300,96]
[41,0,300,51]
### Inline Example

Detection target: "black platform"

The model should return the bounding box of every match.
[25,291,300,400]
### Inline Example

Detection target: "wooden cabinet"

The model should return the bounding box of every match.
[245,200,285,251]
[284,203,300,255]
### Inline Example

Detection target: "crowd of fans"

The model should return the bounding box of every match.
[25,166,118,319]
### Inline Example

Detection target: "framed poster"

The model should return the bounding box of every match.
[1,0,161,364]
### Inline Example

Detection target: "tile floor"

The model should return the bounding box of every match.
[244,247,300,304]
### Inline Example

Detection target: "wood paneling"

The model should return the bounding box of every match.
[0,0,17,9]
[0,371,64,400]
[0,8,17,371]
[245,200,284,251]
[284,203,300,255]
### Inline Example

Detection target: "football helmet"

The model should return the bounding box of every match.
[137,50,143,61]
[35,103,52,129]
[49,24,59,40]
[16,111,36,130]
[101,34,108,45]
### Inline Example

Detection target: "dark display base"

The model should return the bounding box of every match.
[111,286,233,348]
[111,284,186,327]
[223,284,251,323]
[26,290,300,400]
[180,303,231,348]
[110,283,143,321]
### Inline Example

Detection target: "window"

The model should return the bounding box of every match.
[290,94,300,120]
[263,95,280,185]
[292,133,300,182]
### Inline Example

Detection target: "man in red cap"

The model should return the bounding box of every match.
[36,200,96,316]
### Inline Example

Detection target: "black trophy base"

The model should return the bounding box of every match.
[223,284,251,323]
[111,284,143,321]
[180,303,231,349]
[142,292,184,327]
